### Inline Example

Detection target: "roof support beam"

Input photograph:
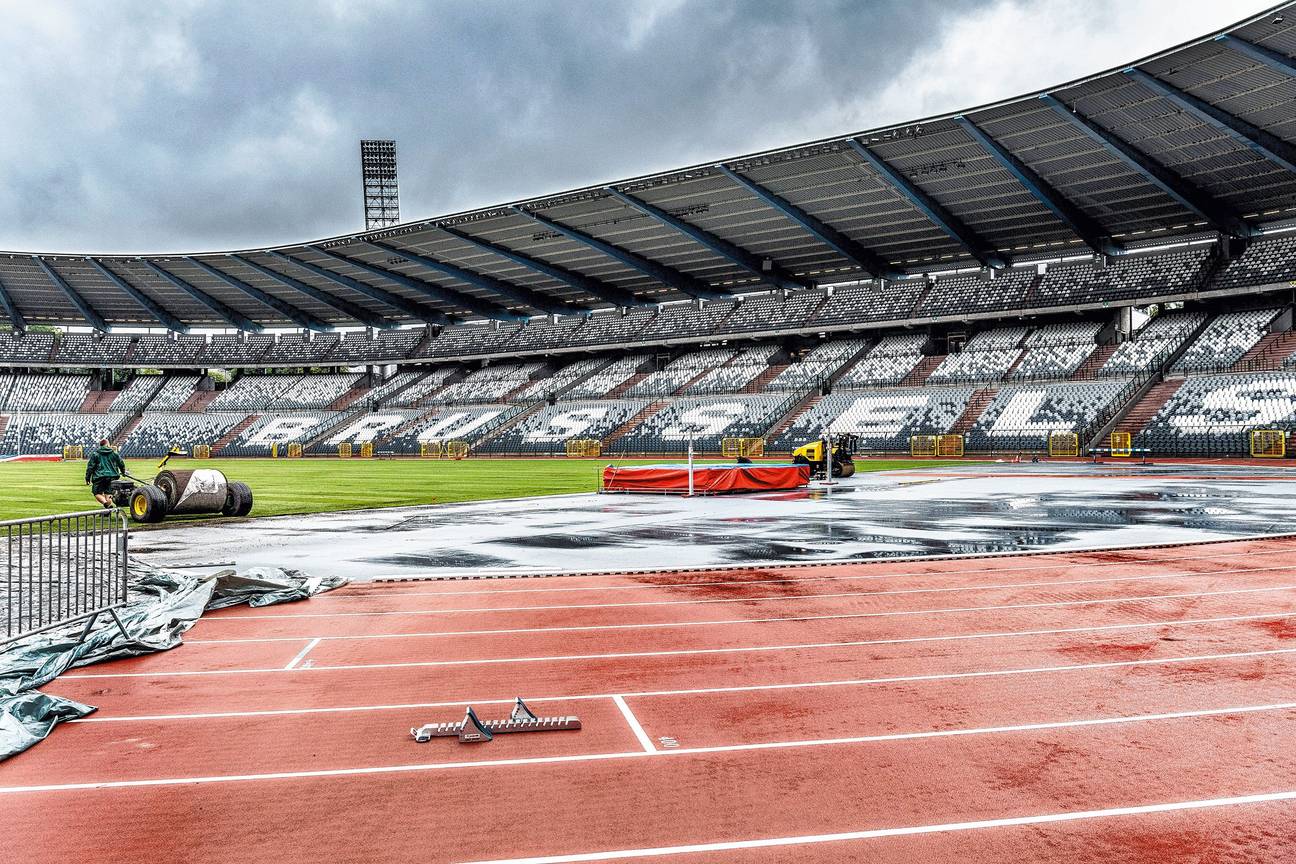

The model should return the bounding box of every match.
[1214,34,1296,78]
[0,273,26,331]
[954,116,1123,257]
[33,257,109,331]
[268,251,449,326]
[367,240,577,316]
[229,255,391,329]
[87,258,189,333]
[143,261,263,332]
[1040,93,1253,238]
[845,139,1009,269]
[603,186,812,292]
[714,165,902,280]
[1124,66,1296,174]
[509,206,729,301]
[185,257,332,331]
[310,246,523,321]
[437,225,649,308]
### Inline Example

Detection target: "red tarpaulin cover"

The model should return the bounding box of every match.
[602,463,811,494]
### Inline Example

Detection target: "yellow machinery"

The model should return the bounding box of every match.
[792,434,858,479]
[1251,428,1286,458]
[1110,431,1132,457]
[566,438,602,458]
[1048,432,1080,457]
[721,437,765,458]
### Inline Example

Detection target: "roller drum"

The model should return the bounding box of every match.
[155,468,230,514]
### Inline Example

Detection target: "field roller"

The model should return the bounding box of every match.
[112,468,254,524]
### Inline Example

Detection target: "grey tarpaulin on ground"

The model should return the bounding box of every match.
[0,564,347,761]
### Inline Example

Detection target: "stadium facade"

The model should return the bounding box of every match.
[1,5,1296,459]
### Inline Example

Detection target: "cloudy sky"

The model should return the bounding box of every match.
[0,0,1277,254]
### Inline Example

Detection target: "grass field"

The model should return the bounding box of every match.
[0,457,973,522]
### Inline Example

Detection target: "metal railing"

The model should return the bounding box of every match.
[1,509,129,646]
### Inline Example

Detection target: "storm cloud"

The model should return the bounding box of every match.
[0,0,1274,254]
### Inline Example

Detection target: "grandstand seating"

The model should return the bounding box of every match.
[325,410,425,447]
[481,399,650,454]
[1099,311,1206,377]
[613,394,796,453]
[770,386,976,452]
[209,375,298,412]
[1140,371,1296,455]
[835,334,925,388]
[429,362,544,404]
[110,375,166,414]
[723,293,823,333]
[624,349,737,398]
[1010,344,1092,381]
[965,379,1131,450]
[201,335,272,366]
[331,328,425,363]
[683,345,779,395]
[1172,308,1278,373]
[1212,235,1296,291]
[0,413,126,455]
[561,355,646,400]
[2,373,89,411]
[766,338,868,392]
[809,281,923,327]
[220,411,342,456]
[147,375,202,410]
[927,347,1021,384]
[917,269,1037,317]
[382,367,459,407]
[638,302,736,340]
[55,334,132,365]
[1035,248,1212,306]
[382,404,522,454]
[261,334,339,365]
[0,331,54,364]
[511,358,604,402]
[118,412,248,457]
[131,335,205,366]
[268,373,361,410]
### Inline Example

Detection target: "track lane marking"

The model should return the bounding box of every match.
[456,789,1296,863]
[65,584,1296,678]
[612,696,656,753]
[11,700,1296,794]
[68,645,1296,721]
[324,546,1296,598]
[200,563,1296,619]
[184,608,1296,645]
[282,639,320,671]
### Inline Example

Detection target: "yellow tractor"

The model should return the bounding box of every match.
[792,433,858,479]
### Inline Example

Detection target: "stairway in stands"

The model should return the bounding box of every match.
[742,364,788,394]
[212,415,260,455]
[900,355,943,387]
[79,391,119,414]
[763,393,822,441]
[329,386,372,411]
[1071,344,1117,380]
[1114,380,1184,436]
[179,391,220,413]
[950,387,997,435]
[607,371,649,398]
[111,416,142,447]
[602,400,667,450]
[1232,331,1296,371]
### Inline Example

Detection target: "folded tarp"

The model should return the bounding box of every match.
[0,565,347,761]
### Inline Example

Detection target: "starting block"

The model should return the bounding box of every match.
[411,698,581,744]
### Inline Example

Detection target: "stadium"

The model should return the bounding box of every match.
[7,2,1296,862]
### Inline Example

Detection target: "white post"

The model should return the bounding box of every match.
[824,427,833,495]
[687,432,695,497]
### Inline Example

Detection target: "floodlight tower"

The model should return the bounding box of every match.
[360,140,400,230]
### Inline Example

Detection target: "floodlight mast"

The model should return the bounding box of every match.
[360,140,400,230]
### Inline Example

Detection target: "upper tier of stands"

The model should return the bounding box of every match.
[3,234,1295,369]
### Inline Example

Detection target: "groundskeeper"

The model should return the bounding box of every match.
[85,438,126,509]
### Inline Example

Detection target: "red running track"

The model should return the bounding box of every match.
[5,536,1296,862]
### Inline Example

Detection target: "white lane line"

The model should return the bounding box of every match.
[63,584,1296,679]
[456,789,1296,864]
[612,696,656,753]
[282,639,320,671]
[68,646,1296,722]
[184,607,1296,646]
[309,546,1296,598]
[198,563,1295,619]
[12,700,1296,794]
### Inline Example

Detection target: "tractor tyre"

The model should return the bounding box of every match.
[839,461,856,478]
[221,482,247,516]
[228,481,253,516]
[129,485,168,524]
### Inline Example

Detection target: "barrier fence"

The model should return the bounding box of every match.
[720,437,765,458]
[1,509,130,646]
[566,438,602,458]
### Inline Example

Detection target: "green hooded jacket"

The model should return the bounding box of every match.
[85,445,126,483]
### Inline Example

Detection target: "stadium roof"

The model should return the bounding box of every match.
[5,3,1296,332]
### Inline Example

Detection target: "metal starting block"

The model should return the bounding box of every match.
[411,698,581,744]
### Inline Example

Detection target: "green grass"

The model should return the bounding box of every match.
[0,457,973,523]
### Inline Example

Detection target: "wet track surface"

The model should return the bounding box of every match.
[130,463,1296,580]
